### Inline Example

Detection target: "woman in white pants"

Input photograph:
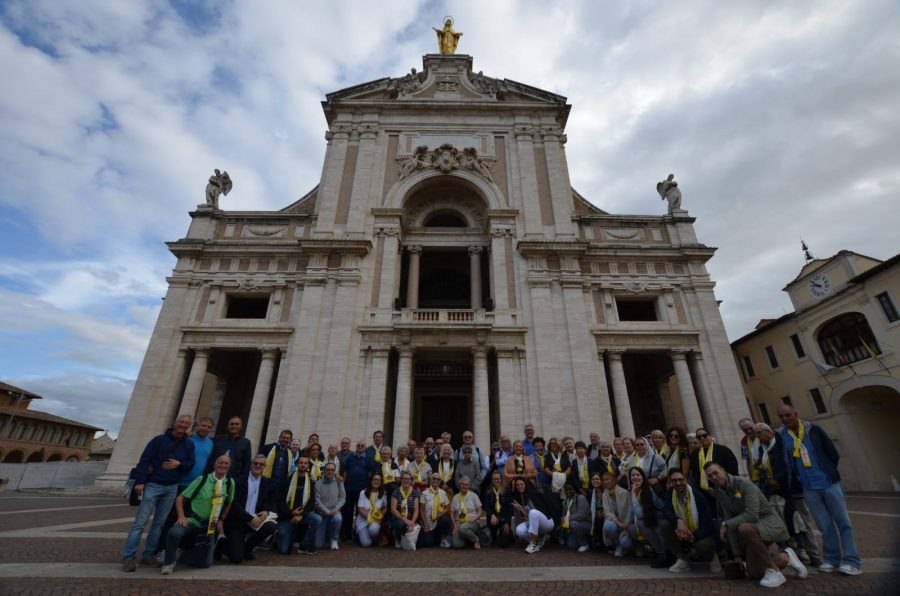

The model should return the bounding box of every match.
[510,476,556,553]
[356,473,387,547]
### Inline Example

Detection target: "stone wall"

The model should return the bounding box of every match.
[0,461,108,491]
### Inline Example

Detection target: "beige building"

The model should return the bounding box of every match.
[732,250,900,491]
[99,53,749,488]
[0,381,100,463]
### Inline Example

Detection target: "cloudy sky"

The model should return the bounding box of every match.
[1,1,897,437]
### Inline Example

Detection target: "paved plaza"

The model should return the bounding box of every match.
[0,493,898,595]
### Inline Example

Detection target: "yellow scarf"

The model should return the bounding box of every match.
[382,462,396,483]
[455,491,469,523]
[262,444,282,479]
[429,487,444,521]
[439,460,453,483]
[492,487,502,513]
[367,491,383,523]
[398,486,412,518]
[578,457,589,489]
[309,460,322,481]
[414,460,428,484]
[396,459,410,473]
[514,456,525,474]
[600,455,615,474]
[698,443,714,490]
[206,477,225,535]
[561,497,573,529]
[655,444,670,458]
[787,424,813,468]
[747,437,761,480]
[373,447,382,464]
[286,471,311,510]
[550,452,562,472]
[672,486,698,532]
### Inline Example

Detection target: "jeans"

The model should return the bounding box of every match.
[312,512,342,548]
[452,521,481,548]
[804,482,860,568]
[356,520,382,547]
[419,516,452,548]
[603,519,630,550]
[629,519,665,555]
[122,482,178,561]
[276,513,321,554]
[164,522,214,568]
[660,519,716,561]
[564,519,591,549]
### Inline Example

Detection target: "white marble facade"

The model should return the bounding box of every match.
[99,54,748,486]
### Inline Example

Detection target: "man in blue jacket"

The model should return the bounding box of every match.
[776,404,861,576]
[340,438,372,541]
[121,414,195,571]
[661,469,720,573]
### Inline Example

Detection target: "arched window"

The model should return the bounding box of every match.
[817,312,881,367]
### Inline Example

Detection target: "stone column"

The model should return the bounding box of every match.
[469,246,483,309]
[489,231,509,311]
[606,350,635,438]
[179,348,210,419]
[165,348,190,424]
[671,350,704,432]
[377,231,401,309]
[405,245,421,309]
[393,347,414,447]
[245,349,278,452]
[472,346,491,453]
[689,352,720,436]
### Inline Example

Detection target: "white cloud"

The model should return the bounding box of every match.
[0,0,898,435]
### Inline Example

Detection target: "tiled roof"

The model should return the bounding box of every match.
[0,381,42,400]
[0,406,101,430]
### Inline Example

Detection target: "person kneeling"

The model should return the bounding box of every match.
[419,473,453,548]
[161,455,235,575]
[511,476,556,554]
[661,469,720,573]
[451,476,485,549]
[275,456,320,555]
[705,462,807,588]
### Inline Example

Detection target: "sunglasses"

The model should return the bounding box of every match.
[696,433,709,439]
[252,462,266,467]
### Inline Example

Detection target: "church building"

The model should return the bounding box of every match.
[100,47,748,486]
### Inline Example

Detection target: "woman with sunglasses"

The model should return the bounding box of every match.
[418,473,452,548]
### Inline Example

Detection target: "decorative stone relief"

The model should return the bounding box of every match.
[602,228,645,241]
[396,143,494,182]
[237,279,262,291]
[242,225,287,238]
[436,81,459,93]
[469,71,499,97]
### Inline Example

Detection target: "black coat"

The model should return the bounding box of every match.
[206,434,253,478]
[689,443,739,488]
[226,473,273,526]
[276,472,316,520]
[483,486,513,523]
[569,457,604,494]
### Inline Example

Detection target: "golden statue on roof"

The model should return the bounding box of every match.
[434,17,462,55]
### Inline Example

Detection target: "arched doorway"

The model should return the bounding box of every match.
[46,453,63,462]
[25,451,44,463]
[3,450,25,463]
[834,379,900,491]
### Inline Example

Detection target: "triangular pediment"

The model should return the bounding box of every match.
[324,55,569,112]
[280,185,318,214]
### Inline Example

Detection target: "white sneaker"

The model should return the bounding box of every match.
[525,542,539,554]
[710,554,722,574]
[537,534,548,549]
[818,562,836,573]
[155,551,165,564]
[669,558,691,573]
[330,539,339,551]
[394,541,402,549]
[440,537,452,548]
[837,564,862,576]
[159,563,175,576]
[783,547,808,579]
[578,545,590,553]
[614,546,624,558]
[759,568,787,588]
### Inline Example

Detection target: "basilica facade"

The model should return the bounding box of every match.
[101,54,748,485]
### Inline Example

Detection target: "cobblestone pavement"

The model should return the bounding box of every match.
[0,493,898,595]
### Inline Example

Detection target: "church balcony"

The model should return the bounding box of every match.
[394,308,493,328]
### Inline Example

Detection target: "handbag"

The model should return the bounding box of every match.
[400,524,421,551]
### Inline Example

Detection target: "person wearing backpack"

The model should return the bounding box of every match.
[121,414,195,572]
[160,455,235,575]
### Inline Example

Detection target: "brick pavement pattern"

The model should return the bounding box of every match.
[0,494,898,595]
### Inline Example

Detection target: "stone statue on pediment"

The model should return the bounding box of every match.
[470,70,498,97]
[657,173,681,214]
[434,18,462,55]
[397,68,426,96]
[398,145,431,180]
[205,169,232,209]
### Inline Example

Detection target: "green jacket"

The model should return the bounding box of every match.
[714,474,787,553]
[183,474,235,528]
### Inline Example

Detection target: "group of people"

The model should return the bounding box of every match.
[121,405,861,588]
